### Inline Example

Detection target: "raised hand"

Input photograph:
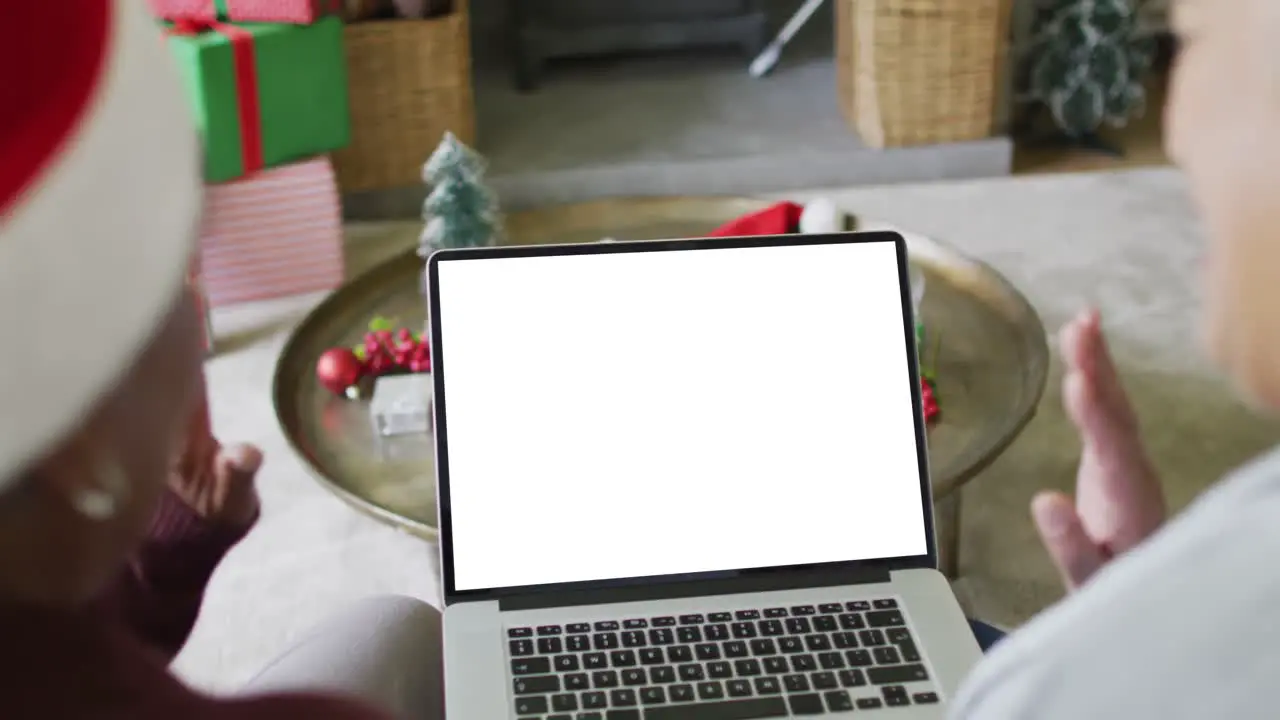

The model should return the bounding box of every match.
[1032,309,1166,591]
[168,390,262,530]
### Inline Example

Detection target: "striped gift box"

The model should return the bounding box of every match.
[199,157,345,307]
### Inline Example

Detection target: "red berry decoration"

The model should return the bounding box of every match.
[921,377,940,425]
[317,348,364,397]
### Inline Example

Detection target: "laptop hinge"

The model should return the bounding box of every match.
[498,566,892,612]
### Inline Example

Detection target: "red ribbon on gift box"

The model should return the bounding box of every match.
[208,0,340,21]
[169,19,264,177]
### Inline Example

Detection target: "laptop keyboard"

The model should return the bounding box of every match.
[507,598,938,719]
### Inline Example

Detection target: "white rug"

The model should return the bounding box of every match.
[176,167,1280,693]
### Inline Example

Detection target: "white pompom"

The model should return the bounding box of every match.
[798,198,844,234]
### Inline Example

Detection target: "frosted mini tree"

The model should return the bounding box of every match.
[418,133,503,257]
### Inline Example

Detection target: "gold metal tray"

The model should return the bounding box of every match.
[274,197,1049,541]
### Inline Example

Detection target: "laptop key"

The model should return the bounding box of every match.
[578,714,604,720]
[582,691,607,709]
[856,697,883,709]
[652,616,677,627]
[846,601,871,612]
[611,689,638,707]
[610,650,637,667]
[592,670,619,688]
[783,674,809,692]
[594,633,619,650]
[887,627,911,643]
[509,627,533,638]
[594,621,620,631]
[818,603,843,614]
[758,619,784,637]
[914,692,940,704]
[787,693,824,715]
[678,614,704,625]
[513,696,547,715]
[838,669,866,687]
[818,652,844,670]
[708,662,732,679]
[639,648,664,665]
[763,608,788,618]
[623,619,647,629]
[621,631,646,648]
[736,610,761,620]
[539,637,563,654]
[605,710,640,720]
[873,599,899,609]
[584,653,607,669]
[866,610,905,628]
[778,637,803,653]
[732,622,757,639]
[568,635,591,652]
[565,673,589,690]
[512,657,551,675]
[649,628,675,645]
[859,630,887,646]
[812,616,837,633]
[791,654,816,672]
[723,641,749,658]
[874,647,901,665]
[709,613,733,623]
[838,613,865,630]
[668,684,695,702]
[785,618,811,635]
[898,639,921,662]
[763,657,789,674]
[804,635,831,652]
[810,671,838,690]
[735,659,762,676]
[678,664,704,681]
[695,644,721,660]
[548,715,572,720]
[567,623,591,633]
[555,655,579,671]
[650,666,676,684]
[697,681,726,700]
[832,632,858,649]
[790,605,816,616]
[705,624,730,641]
[644,697,788,720]
[510,639,534,656]
[726,679,753,697]
[824,690,854,712]
[552,693,578,712]
[621,669,646,686]
[754,676,781,695]
[514,674,560,694]
[846,650,873,667]
[668,646,693,663]
[749,639,776,656]
[677,627,702,643]
[867,664,929,685]
[538,625,563,635]
[640,686,667,705]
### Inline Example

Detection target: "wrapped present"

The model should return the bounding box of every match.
[199,157,345,307]
[165,17,350,183]
[148,0,339,24]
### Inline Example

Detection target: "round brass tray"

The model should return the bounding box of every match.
[274,197,1049,541]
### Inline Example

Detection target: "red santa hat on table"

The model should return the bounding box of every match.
[0,2,202,487]
[707,198,847,237]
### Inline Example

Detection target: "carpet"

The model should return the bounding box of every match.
[175,167,1280,694]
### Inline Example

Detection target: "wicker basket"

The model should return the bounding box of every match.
[837,0,1011,148]
[333,0,476,193]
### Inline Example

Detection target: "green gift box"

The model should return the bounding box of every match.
[166,17,350,183]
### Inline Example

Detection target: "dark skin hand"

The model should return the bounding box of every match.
[168,375,262,530]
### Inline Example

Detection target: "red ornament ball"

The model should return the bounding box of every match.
[317,348,364,396]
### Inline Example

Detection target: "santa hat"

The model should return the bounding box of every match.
[0,2,202,487]
[707,199,847,238]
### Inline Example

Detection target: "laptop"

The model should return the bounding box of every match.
[428,231,982,719]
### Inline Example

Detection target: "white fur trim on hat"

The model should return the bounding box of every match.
[0,3,202,487]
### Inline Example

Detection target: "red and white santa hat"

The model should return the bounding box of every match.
[0,2,202,487]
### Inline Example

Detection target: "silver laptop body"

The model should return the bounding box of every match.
[429,232,982,720]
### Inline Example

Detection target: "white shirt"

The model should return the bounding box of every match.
[950,447,1280,719]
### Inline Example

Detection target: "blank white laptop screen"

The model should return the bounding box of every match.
[436,240,929,593]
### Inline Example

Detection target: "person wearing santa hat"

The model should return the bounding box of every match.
[0,2,438,718]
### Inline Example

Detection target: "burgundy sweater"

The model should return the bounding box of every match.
[0,492,394,719]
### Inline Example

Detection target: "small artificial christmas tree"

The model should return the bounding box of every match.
[1023,0,1156,155]
[418,132,503,257]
